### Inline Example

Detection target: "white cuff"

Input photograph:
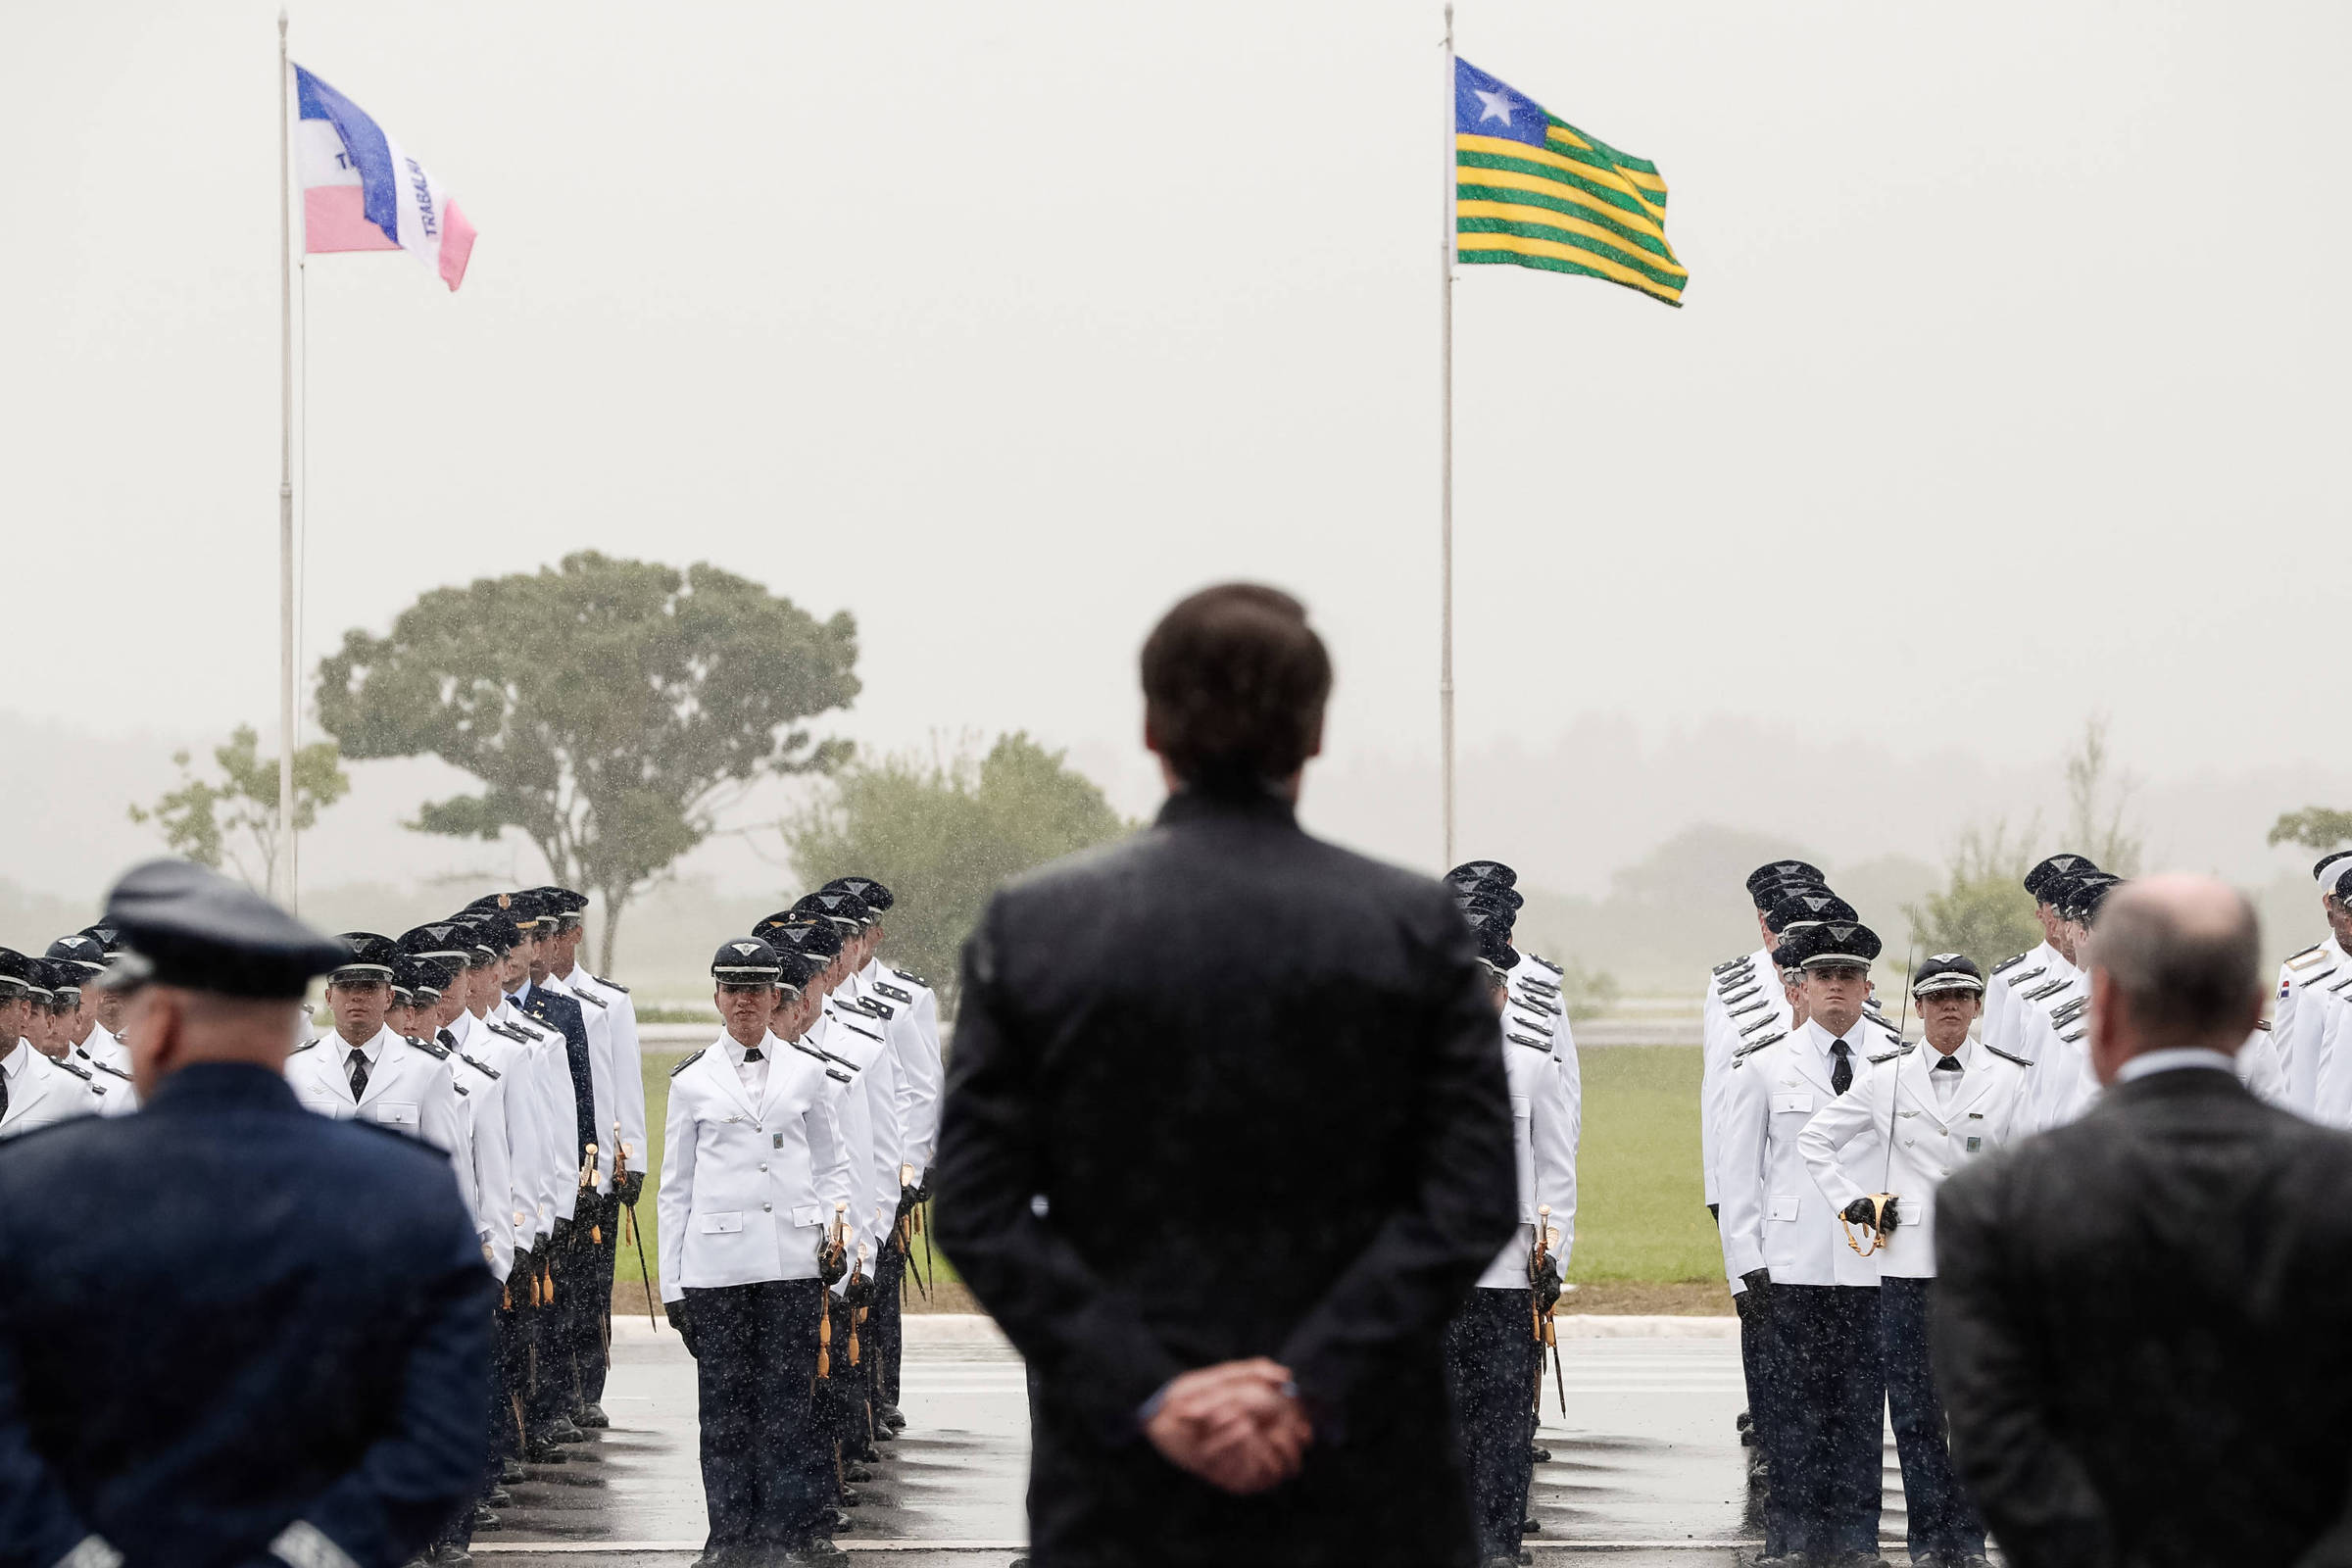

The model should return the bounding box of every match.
[270,1521,360,1568]
[54,1537,123,1568]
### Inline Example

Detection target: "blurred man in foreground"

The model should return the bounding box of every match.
[935,583,1517,1568]
[0,859,495,1568]
[1934,875,2352,1568]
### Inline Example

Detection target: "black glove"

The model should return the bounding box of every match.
[845,1270,875,1308]
[817,1238,848,1287]
[913,1180,932,1205]
[553,1216,572,1243]
[1842,1195,1901,1236]
[896,1184,920,1221]
[1534,1265,1564,1315]
[668,1297,699,1358]
[1733,1268,1772,1321]
[614,1171,645,1208]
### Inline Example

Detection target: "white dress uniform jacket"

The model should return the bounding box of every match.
[1477,1004,1581,1290]
[821,1001,906,1246]
[1797,1038,2031,1278]
[1983,941,2059,1057]
[1718,1017,1894,1288]
[0,1042,102,1138]
[1700,949,1788,1211]
[496,1000,578,1230]
[285,1024,465,1155]
[2276,938,2346,1112]
[855,960,943,1185]
[657,1031,855,1299]
[72,1029,139,1115]
[558,965,648,1192]
[453,1009,545,1251]
[445,1041,515,1282]
[2236,1023,2293,1108]
[1505,956,1580,1262]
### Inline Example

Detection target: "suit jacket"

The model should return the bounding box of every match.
[1932,1064,2352,1568]
[0,1063,493,1568]
[933,789,1517,1568]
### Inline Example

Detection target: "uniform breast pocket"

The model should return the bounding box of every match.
[371,1102,419,1129]
[699,1212,744,1235]
[298,1095,349,1119]
[794,1205,822,1228]
[1768,1196,1801,1222]
[1771,1093,1814,1116]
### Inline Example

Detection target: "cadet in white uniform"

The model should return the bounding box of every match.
[1984,854,2101,1057]
[285,933,465,1156]
[661,938,856,1564]
[1446,904,1578,1568]
[1718,919,1898,1564]
[1801,954,2026,1568]
[0,949,102,1138]
[2275,852,2352,1113]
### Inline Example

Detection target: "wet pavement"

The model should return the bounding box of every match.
[475,1316,1927,1567]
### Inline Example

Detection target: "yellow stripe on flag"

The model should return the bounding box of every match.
[1456,231,1686,304]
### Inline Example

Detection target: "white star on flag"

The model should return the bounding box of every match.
[1475,87,1516,125]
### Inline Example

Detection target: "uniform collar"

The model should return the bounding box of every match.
[1803,1017,1863,1057]
[0,1039,26,1083]
[338,1027,385,1062]
[721,1031,772,1066]
[1924,1036,1976,1074]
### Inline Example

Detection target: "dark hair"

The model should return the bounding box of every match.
[1141,584,1333,793]
[2091,881,2262,1049]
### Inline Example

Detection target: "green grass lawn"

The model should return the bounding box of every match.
[620,1044,1715,1294]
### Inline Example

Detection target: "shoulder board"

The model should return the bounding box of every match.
[826,1066,855,1084]
[788,1039,829,1061]
[408,1033,452,1060]
[1991,951,2033,976]
[568,986,609,1010]
[847,998,886,1018]
[1528,953,1563,975]
[453,1083,470,1098]
[1983,1042,2035,1068]
[89,1059,131,1082]
[2331,974,2352,995]
[2051,999,2087,1024]
[2024,978,2070,1003]
[2306,965,2340,988]
[1507,1032,1553,1052]
[874,981,913,1005]
[1713,955,1751,975]
[1868,1044,1912,1064]
[1508,1013,1554,1038]
[1720,984,1760,1006]
[2005,965,2047,989]
[669,1048,708,1077]
[2059,1027,2085,1045]
[593,975,630,994]
[889,967,929,989]
[2285,941,2328,969]
[861,999,896,1021]
[1863,1008,1892,1027]
[1877,1023,1906,1049]
[1713,966,1754,991]
[834,1017,883,1041]
[2255,1018,2274,1032]
[1728,1000,1768,1019]
[458,1053,501,1080]
[291,1038,320,1054]
[50,1056,92,1082]
[1733,1030,1787,1061]
[1513,993,1562,1017]
[1738,1013,1782,1036]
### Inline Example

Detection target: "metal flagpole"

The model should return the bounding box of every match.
[275,8,299,909]
[1439,3,1457,867]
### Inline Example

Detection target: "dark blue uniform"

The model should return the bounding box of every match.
[516,981,601,1428]
[0,1062,495,1568]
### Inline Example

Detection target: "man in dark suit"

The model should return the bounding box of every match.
[1933,874,2352,1568]
[934,583,1519,1568]
[0,858,495,1568]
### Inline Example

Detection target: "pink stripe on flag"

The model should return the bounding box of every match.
[438,199,476,291]
[303,186,400,254]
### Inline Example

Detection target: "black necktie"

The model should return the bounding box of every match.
[0,1069,10,1124]
[438,1028,458,1051]
[1830,1038,1853,1096]
[348,1049,371,1101]
[743,1046,764,1062]
[1934,1054,1963,1073]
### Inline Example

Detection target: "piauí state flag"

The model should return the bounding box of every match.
[294,65,476,291]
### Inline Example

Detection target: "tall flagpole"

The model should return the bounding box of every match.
[1439,4,1457,867]
[276,8,299,909]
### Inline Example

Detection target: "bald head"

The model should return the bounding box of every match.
[2083,875,2264,1082]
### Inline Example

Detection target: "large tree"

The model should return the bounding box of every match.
[317,552,859,970]
[782,732,1130,1015]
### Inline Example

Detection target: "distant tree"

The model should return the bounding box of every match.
[128,725,350,892]
[2268,808,2352,856]
[1904,820,2042,972]
[317,552,858,971]
[782,732,1131,1015]
[2065,715,2144,875]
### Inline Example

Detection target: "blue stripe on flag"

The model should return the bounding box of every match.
[292,65,400,246]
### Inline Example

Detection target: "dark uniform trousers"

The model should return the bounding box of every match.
[576,1191,621,1405]
[1443,1286,1538,1563]
[690,1279,833,1553]
[526,1234,574,1427]
[816,1289,873,1462]
[1880,1275,1984,1560]
[871,1237,907,1411]
[1763,1283,1883,1559]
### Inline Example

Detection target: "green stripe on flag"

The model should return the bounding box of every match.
[1455,217,1690,290]
[1454,180,1681,264]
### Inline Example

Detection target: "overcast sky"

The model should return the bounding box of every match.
[5,0,2348,903]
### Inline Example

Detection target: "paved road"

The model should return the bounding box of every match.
[475,1317,1920,1567]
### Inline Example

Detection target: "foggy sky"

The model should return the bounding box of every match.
[5,0,2348,903]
